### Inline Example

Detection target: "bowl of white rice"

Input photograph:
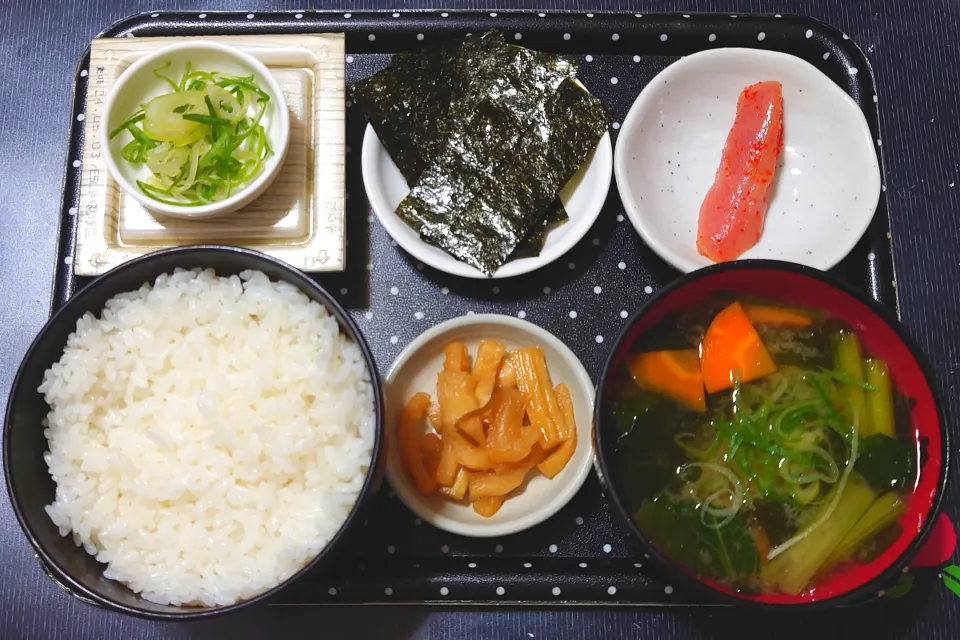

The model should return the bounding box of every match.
[3,245,383,619]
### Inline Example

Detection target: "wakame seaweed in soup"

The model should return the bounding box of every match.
[608,298,920,596]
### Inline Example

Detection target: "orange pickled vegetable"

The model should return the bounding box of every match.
[443,341,470,372]
[538,438,576,479]
[700,301,777,393]
[428,402,443,431]
[420,432,442,475]
[472,496,505,517]
[454,398,494,445]
[512,347,563,447]
[439,467,470,499]
[510,443,547,473]
[398,393,436,494]
[743,303,813,329]
[473,339,507,405]
[449,428,494,471]
[497,354,518,388]
[553,383,578,442]
[487,388,533,464]
[458,415,486,446]
[437,371,479,432]
[435,438,460,487]
[520,424,541,447]
[469,467,527,498]
[537,382,579,478]
[626,350,706,413]
[399,340,580,514]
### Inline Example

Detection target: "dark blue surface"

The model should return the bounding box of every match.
[1,1,958,638]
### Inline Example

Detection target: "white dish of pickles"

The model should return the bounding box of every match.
[101,41,290,219]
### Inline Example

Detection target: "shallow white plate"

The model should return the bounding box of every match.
[362,125,612,279]
[614,48,881,273]
[385,315,595,538]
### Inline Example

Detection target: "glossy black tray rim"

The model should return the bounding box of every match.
[98,9,865,39]
[42,10,898,610]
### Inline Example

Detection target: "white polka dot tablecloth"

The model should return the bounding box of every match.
[52,10,896,608]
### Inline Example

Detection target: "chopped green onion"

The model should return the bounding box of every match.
[181,113,232,127]
[152,61,180,92]
[204,95,217,117]
[108,112,145,140]
[216,75,270,102]
[125,123,156,146]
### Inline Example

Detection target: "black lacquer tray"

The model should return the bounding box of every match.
[49,10,895,607]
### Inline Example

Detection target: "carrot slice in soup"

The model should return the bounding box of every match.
[700,301,777,393]
[742,303,813,329]
[626,350,706,413]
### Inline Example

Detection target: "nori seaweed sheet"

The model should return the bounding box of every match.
[510,203,568,260]
[354,34,570,260]
[396,55,611,274]
[352,37,467,183]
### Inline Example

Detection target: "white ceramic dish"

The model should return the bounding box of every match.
[614,48,882,273]
[362,125,613,279]
[101,41,290,220]
[385,315,595,538]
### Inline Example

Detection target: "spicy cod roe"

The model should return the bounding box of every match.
[697,81,784,262]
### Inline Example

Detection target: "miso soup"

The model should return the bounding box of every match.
[608,296,921,596]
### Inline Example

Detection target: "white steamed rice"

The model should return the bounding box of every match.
[39,268,375,607]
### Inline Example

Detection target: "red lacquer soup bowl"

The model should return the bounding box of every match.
[594,260,948,608]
